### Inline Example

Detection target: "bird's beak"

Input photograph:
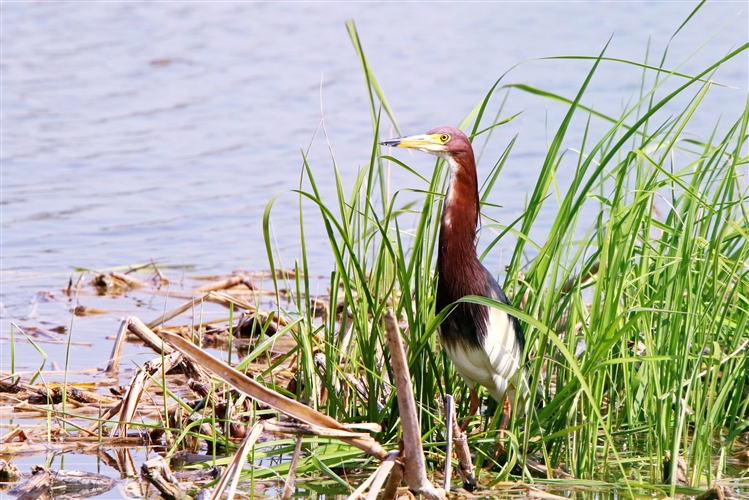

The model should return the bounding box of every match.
[379,134,443,152]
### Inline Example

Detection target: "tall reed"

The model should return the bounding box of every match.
[261,6,748,491]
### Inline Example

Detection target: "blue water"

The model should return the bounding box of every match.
[1,3,747,497]
[2,1,747,368]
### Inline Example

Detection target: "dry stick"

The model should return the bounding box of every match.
[195,274,250,292]
[158,330,387,460]
[207,421,265,500]
[114,352,184,437]
[263,419,371,439]
[130,316,214,395]
[443,395,454,491]
[382,461,405,500]
[345,459,385,500]
[383,310,446,500]
[209,291,292,328]
[282,436,304,500]
[86,318,181,434]
[449,397,476,489]
[208,291,257,313]
[146,295,209,331]
[111,271,150,288]
[106,317,131,374]
[128,316,176,354]
[365,451,400,500]
[83,404,120,434]
[55,415,97,437]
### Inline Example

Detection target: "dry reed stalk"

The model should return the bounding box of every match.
[0,427,27,442]
[157,330,388,460]
[54,415,97,437]
[383,310,446,500]
[282,436,304,500]
[127,316,176,354]
[123,318,213,402]
[210,291,292,329]
[113,352,183,438]
[345,457,387,500]
[85,402,123,434]
[526,486,568,499]
[382,461,405,500]
[207,421,265,500]
[53,435,144,445]
[105,317,131,374]
[207,291,257,312]
[443,395,476,490]
[111,271,150,288]
[262,418,375,439]
[146,295,209,331]
[442,395,454,491]
[364,451,400,500]
[195,274,253,292]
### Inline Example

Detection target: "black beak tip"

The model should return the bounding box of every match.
[379,139,400,147]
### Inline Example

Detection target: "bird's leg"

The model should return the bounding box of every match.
[460,388,481,432]
[493,397,512,460]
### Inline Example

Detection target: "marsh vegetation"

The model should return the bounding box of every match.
[2,4,749,499]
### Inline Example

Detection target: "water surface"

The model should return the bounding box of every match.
[2,0,747,406]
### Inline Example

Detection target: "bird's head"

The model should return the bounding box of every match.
[379,126,472,159]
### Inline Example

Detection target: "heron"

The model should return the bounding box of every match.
[380,126,526,421]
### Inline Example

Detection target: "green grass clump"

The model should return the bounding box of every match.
[260,5,748,493]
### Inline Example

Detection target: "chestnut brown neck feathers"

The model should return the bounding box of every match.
[436,144,491,350]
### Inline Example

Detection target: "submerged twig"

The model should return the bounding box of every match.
[10,468,117,500]
[141,456,188,500]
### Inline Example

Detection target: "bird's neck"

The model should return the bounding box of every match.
[437,152,485,311]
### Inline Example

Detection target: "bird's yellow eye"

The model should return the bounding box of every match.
[439,134,450,143]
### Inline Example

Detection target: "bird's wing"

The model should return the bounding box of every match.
[481,266,525,400]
